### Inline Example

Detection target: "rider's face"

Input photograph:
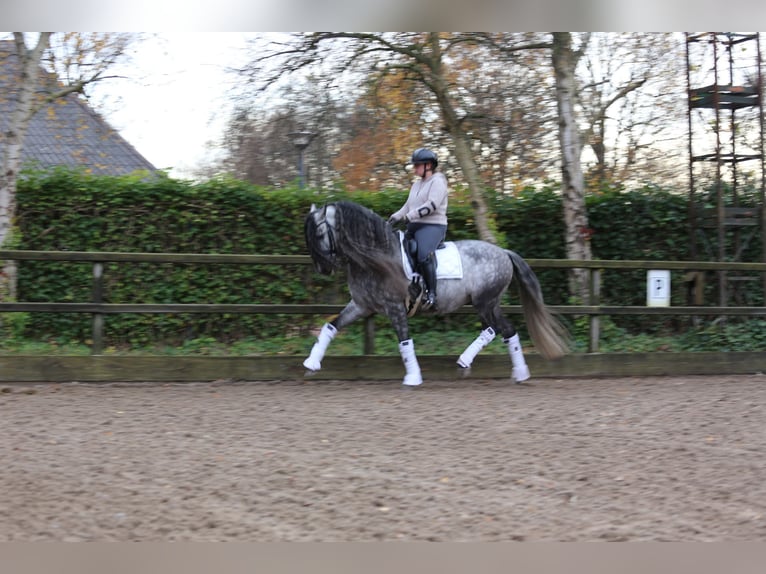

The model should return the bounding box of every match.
[414,163,428,177]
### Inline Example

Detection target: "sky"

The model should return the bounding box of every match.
[88,33,254,179]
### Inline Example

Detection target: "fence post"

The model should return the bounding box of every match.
[588,268,601,353]
[92,262,104,355]
[364,316,375,354]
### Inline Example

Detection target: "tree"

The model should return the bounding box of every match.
[0,32,133,299]
[455,42,557,193]
[578,33,684,190]
[230,32,698,300]
[332,70,430,191]
[219,50,377,190]
[239,32,551,243]
[552,32,592,300]
[580,35,647,189]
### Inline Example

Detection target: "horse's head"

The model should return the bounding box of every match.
[304,200,410,299]
[305,203,339,275]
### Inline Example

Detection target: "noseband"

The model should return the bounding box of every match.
[317,219,336,257]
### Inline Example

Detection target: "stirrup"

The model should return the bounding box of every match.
[423,291,436,309]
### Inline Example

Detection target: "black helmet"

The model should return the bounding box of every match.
[411,148,438,168]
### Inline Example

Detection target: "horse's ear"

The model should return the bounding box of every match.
[310,203,317,212]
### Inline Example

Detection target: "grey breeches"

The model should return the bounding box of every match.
[406,223,447,263]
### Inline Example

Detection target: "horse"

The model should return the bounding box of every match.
[302,200,569,386]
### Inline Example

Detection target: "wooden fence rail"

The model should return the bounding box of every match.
[2,250,765,355]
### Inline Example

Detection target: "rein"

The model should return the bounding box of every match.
[316,216,337,257]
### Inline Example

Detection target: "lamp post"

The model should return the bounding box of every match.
[288,131,317,189]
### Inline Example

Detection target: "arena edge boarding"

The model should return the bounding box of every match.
[0,250,764,382]
[0,352,764,383]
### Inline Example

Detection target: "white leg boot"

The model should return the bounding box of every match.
[399,339,423,387]
[303,323,337,371]
[457,327,496,368]
[505,333,530,383]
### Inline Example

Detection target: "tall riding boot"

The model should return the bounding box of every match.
[419,254,437,308]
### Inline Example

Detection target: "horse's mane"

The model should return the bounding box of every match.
[331,201,409,297]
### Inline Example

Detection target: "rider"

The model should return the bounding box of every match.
[387,148,449,309]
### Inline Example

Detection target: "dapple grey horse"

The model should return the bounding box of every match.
[303,201,568,386]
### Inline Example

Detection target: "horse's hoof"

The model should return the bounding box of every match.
[512,365,530,383]
[457,366,474,378]
[303,358,321,371]
[402,374,423,387]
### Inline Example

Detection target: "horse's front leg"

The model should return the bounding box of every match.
[385,303,423,387]
[303,299,369,371]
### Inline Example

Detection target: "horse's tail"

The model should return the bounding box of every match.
[507,250,570,360]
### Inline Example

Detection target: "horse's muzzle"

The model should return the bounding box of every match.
[314,261,335,275]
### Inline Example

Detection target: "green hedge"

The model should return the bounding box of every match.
[16,169,335,345]
[13,168,763,346]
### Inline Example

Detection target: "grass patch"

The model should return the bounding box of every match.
[0,318,764,356]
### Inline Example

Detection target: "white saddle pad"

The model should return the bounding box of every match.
[398,231,463,280]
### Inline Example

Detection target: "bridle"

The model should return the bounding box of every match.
[313,204,338,259]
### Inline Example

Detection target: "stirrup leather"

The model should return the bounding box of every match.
[405,277,424,317]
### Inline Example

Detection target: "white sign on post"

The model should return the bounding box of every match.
[647,270,671,307]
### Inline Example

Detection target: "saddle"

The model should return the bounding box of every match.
[398,232,462,316]
[397,231,462,281]
[402,232,444,273]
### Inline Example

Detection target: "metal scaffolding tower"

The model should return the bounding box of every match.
[685,32,766,306]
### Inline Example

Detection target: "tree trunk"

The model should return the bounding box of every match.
[590,117,606,188]
[0,33,51,301]
[451,133,498,244]
[552,32,592,301]
[426,34,497,244]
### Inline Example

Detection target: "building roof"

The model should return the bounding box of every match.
[0,40,157,176]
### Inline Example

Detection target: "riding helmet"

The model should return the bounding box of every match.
[411,148,438,168]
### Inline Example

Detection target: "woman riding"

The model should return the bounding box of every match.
[387,148,449,309]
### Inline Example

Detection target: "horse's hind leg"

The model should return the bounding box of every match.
[456,298,504,369]
[474,301,530,383]
[303,300,369,371]
[505,331,530,383]
[457,326,496,368]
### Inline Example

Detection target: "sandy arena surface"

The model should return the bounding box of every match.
[1,374,765,541]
